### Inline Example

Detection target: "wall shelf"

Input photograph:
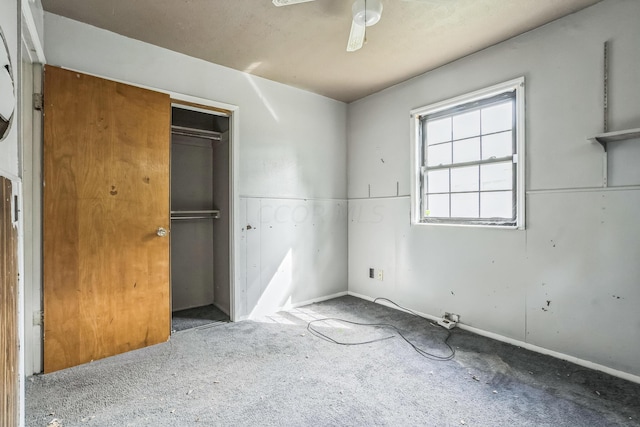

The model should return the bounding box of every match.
[589,128,640,151]
[588,128,640,188]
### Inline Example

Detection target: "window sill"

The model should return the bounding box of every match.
[412,220,524,230]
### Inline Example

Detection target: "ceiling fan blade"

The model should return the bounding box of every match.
[272,0,315,6]
[346,20,365,52]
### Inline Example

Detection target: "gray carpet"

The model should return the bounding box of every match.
[172,304,229,333]
[26,296,640,426]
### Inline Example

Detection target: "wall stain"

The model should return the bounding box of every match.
[546,300,551,307]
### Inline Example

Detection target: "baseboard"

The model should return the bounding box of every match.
[347,291,640,385]
[274,291,348,314]
[285,291,349,310]
[237,291,349,322]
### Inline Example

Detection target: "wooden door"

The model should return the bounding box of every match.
[0,177,18,426]
[43,66,171,373]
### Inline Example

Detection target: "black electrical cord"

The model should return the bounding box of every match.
[307,298,455,361]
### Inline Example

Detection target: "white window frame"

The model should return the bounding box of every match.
[410,77,526,229]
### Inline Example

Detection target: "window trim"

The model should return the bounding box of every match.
[410,77,526,229]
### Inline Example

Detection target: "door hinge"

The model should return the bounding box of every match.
[33,93,44,111]
[33,310,43,326]
[14,195,18,222]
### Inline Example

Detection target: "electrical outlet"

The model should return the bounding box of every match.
[437,318,456,329]
[369,268,375,279]
[445,312,460,323]
[377,270,384,281]
[437,312,460,329]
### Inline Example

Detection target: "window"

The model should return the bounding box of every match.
[410,78,525,228]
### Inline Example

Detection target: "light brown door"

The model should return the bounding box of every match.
[0,176,18,426]
[43,66,171,373]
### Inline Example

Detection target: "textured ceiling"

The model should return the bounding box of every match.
[42,0,601,103]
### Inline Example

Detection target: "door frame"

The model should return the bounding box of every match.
[167,95,239,323]
[37,68,241,322]
[20,31,43,378]
[169,100,235,320]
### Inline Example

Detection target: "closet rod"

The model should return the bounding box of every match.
[171,210,220,215]
[171,125,222,141]
[171,216,220,220]
[171,209,221,220]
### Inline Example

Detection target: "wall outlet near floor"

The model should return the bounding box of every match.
[377,269,384,281]
[444,312,460,323]
[437,312,459,329]
[437,318,456,329]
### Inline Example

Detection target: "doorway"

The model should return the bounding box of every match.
[42,67,172,373]
[38,67,239,372]
[170,104,231,332]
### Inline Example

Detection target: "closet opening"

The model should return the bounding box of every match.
[170,103,231,332]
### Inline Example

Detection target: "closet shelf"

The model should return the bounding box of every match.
[589,128,640,151]
[171,209,220,220]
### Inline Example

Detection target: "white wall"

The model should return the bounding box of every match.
[0,0,19,179]
[348,0,640,378]
[42,13,348,324]
[240,197,347,319]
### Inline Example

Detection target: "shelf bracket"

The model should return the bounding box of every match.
[592,137,608,152]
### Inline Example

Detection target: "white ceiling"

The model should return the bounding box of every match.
[42,0,602,103]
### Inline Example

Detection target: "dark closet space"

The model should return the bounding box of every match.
[170,105,231,332]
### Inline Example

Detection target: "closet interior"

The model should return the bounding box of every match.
[170,105,231,332]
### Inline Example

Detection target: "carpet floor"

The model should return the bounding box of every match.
[172,304,229,333]
[26,296,640,426]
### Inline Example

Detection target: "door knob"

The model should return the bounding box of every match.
[156,227,168,237]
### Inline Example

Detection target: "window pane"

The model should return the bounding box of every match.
[453,110,480,140]
[481,191,513,219]
[451,165,478,193]
[426,194,449,217]
[481,162,512,191]
[427,143,451,166]
[427,169,449,193]
[426,117,451,145]
[451,193,479,218]
[453,137,480,164]
[481,101,512,134]
[482,131,512,160]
